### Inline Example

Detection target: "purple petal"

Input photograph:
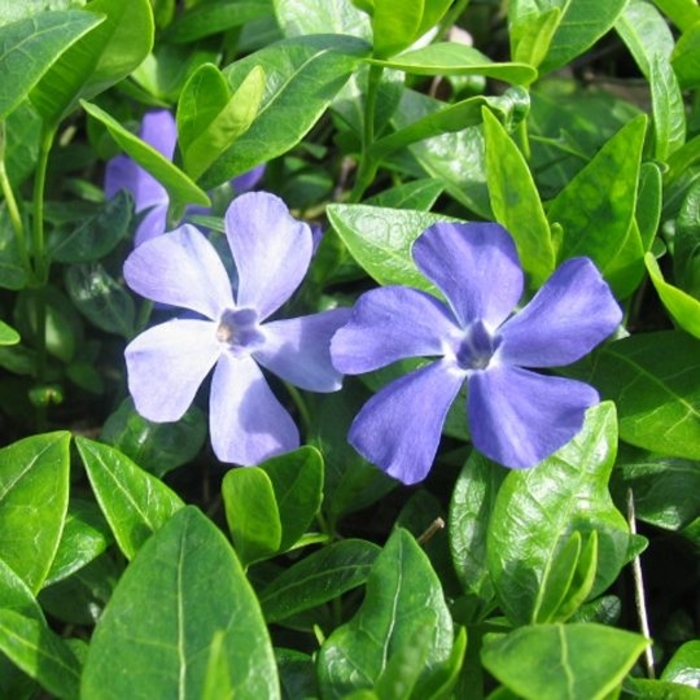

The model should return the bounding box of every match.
[139,110,177,160]
[498,257,622,368]
[331,286,460,374]
[413,222,523,328]
[255,308,350,391]
[125,319,220,422]
[124,224,234,319]
[468,365,599,468]
[232,164,266,193]
[348,359,465,485]
[225,192,312,319]
[209,351,299,465]
[134,203,169,246]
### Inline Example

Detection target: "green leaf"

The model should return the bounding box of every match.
[487,403,633,625]
[201,631,232,700]
[49,191,131,264]
[0,432,71,593]
[645,253,700,338]
[327,203,450,291]
[650,53,686,161]
[100,398,207,478]
[624,678,700,698]
[259,539,380,623]
[64,261,135,338]
[29,0,154,125]
[483,107,554,288]
[81,506,280,699]
[509,6,561,70]
[615,0,675,79]
[449,452,506,606]
[365,179,443,210]
[178,63,264,181]
[549,115,647,273]
[585,332,700,459]
[661,640,700,687]
[672,22,700,90]
[274,0,371,39]
[222,467,282,567]
[538,0,629,75]
[202,34,367,188]
[0,11,102,120]
[0,319,19,345]
[75,436,184,560]
[674,177,700,299]
[166,0,272,42]
[367,0,422,58]
[81,100,209,208]
[368,43,536,84]
[482,623,649,700]
[317,528,454,698]
[653,0,700,30]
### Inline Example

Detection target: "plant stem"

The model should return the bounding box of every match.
[435,0,470,41]
[32,124,55,284]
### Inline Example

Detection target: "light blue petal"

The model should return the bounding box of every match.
[413,222,523,328]
[348,359,465,485]
[124,224,234,319]
[209,352,299,465]
[498,257,622,367]
[331,286,460,374]
[125,319,220,422]
[225,192,312,319]
[256,308,350,391]
[468,365,599,468]
[134,203,169,246]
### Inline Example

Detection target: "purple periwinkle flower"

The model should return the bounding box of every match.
[124,192,348,465]
[331,222,622,485]
[105,110,266,245]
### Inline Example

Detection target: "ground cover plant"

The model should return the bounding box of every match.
[2,0,700,697]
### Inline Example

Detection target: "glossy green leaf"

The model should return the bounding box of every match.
[0,11,102,120]
[482,623,649,700]
[76,436,184,560]
[259,539,380,623]
[650,53,686,161]
[369,43,536,84]
[365,179,443,210]
[487,403,633,626]
[64,261,135,338]
[674,170,700,300]
[483,107,553,288]
[100,398,207,478]
[44,498,111,586]
[536,0,629,75]
[586,332,700,459]
[222,467,282,567]
[653,0,700,30]
[29,0,154,125]
[0,432,70,593]
[615,0,675,78]
[366,0,422,58]
[328,203,449,291]
[645,253,700,339]
[449,452,506,606]
[275,0,371,38]
[624,678,700,698]
[178,63,264,181]
[49,191,131,264]
[202,34,367,188]
[81,506,280,699]
[81,100,209,207]
[672,22,700,90]
[0,319,19,345]
[201,631,232,700]
[317,528,453,698]
[549,115,647,273]
[509,6,561,70]
[661,640,700,687]
[166,0,272,42]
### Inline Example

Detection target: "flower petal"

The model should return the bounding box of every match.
[139,110,177,161]
[134,203,169,246]
[348,359,465,485]
[225,192,312,319]
[498,257,622,367]
[331,286,460,374]
[232,164,266,193]
[209,352,299,465]
[124,224,234,319]
[125,319,220,422]
[413,222,523,328]
[255,308,350,391]
[468,365,599,469]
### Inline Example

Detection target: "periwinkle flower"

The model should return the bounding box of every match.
[331,222,622,485]
[105,110,265,245]
[124,191,348,465]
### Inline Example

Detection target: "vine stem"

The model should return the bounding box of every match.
[627,488,656,679]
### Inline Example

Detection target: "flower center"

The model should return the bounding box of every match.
[454,320,500,371]
[216,308,265,355]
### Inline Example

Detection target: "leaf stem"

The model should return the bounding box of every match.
[32,124,56,284]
